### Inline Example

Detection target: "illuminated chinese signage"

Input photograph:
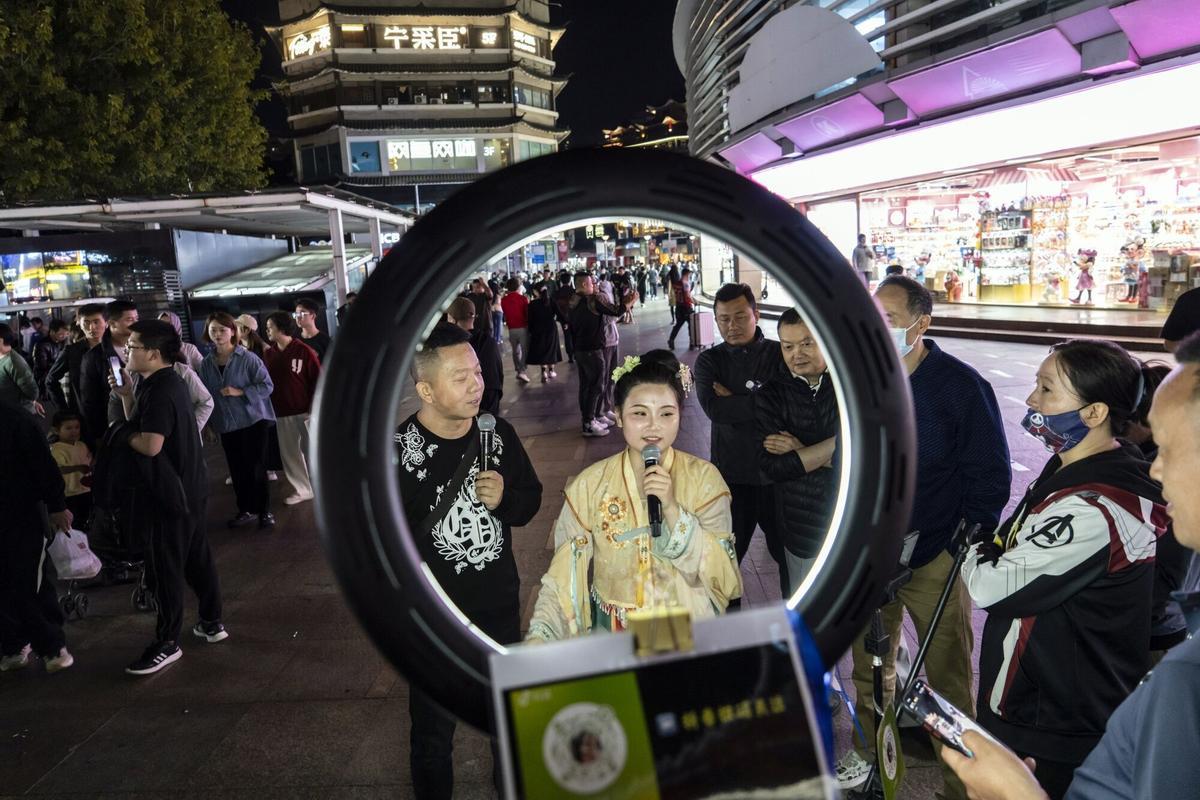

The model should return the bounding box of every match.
[386,138,479,172]
[381,25,468,50]
[512,29,538,54]
[287,25,332,59]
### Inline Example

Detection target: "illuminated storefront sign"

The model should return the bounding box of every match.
[287,25,332,59]
[480,30,499,46]
[512,29,538,54]
[382,25,468,50]
[387,138,479,171]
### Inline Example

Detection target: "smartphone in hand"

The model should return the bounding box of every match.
[899,679,1003,758]
[109,356,123,387]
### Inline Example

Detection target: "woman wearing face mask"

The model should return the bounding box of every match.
[526,350,742,641]
[962,340,1167,800]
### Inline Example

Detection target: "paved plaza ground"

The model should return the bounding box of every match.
[0,298,1165,799]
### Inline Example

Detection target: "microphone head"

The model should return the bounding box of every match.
[641,443,661,464]
[477,413,497,433]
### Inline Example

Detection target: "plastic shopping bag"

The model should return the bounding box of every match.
[48,529,103,581]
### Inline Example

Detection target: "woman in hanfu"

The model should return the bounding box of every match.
[526,351,742,641]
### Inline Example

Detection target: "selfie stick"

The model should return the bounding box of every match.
[897,521,980,705]
[850,520,978,800]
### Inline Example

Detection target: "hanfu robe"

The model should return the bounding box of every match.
[526,447,742,641]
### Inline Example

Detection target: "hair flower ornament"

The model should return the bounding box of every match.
[611,355,641,383]
[677,363,694,396]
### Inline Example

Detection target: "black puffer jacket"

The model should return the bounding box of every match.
[694,328,782,486]
[755,365,840,557]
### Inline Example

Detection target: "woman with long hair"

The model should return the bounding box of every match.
[964,340,1167,799]
[666,267,695,349]
[525,281,563,382]
[198,313,276,530]
[527,350,742,640]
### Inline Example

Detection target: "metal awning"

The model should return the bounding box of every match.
[188,246,374,298]
[0,186,413,237]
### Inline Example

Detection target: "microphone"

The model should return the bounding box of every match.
[641,443,663,538]
[478,413,496,472]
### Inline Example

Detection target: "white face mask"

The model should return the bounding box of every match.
[889,318,921,358]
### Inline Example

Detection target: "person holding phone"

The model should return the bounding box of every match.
[197,313,276,530]
[943,332,1200,800]
[960,340,1167,799]
[79,300,138,443]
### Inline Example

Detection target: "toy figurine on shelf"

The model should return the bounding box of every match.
[1070,249,1096,305]
[1041,268,1063,303]
[944,268,963,302]
[1120,242,1141,303]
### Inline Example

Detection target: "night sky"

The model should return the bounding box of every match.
[221,0,686,148]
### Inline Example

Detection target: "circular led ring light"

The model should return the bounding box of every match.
[313,149,915,731]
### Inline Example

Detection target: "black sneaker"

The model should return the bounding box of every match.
[192,621,229,643]
[125,642,182,676]
[227,511,255,528]
[258,512,276,529]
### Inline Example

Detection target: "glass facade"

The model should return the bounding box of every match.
[300,143,343,180]
[514,84,551,109]
[517,140,554,161]
[1,238,176,310]
[790,136,1200,311]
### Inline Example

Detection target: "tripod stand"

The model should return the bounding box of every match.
[847,520,980,800]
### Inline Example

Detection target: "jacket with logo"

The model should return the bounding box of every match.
[264,338,321,417]
[965,446,1167,764]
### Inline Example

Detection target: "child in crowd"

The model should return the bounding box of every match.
[49,411,92,530]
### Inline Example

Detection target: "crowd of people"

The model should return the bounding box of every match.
[4,266,1200,800]
[1,297,333,676]
[398,270,1199,800]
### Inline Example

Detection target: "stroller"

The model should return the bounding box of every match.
[88,504,156,614]
[83,423,157,615]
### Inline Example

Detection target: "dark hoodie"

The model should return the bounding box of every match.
[965,445,1167,766]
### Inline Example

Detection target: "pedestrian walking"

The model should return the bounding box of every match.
[500,278,531,383]
[110,320,225,676]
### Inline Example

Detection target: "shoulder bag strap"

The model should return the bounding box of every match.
[417,433,481,535]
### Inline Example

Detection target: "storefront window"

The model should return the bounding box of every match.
[483,138,512,172]
[350,141,381,173]
[854,136,1200,309]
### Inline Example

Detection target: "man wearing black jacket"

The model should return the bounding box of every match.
[447,297,503,416]
[0,400,75,673]
[397,323,542,799]
[695,284,786,586]
[568,272,635,438]
[110,320,224,676]
[756,309,839,594]
[79,300,137,443]
[46,304,106,417]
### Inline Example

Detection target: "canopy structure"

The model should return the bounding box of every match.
[0,187,415,307]
[188,246,374,298]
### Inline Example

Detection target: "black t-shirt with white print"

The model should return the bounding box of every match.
[395,413,542,636]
